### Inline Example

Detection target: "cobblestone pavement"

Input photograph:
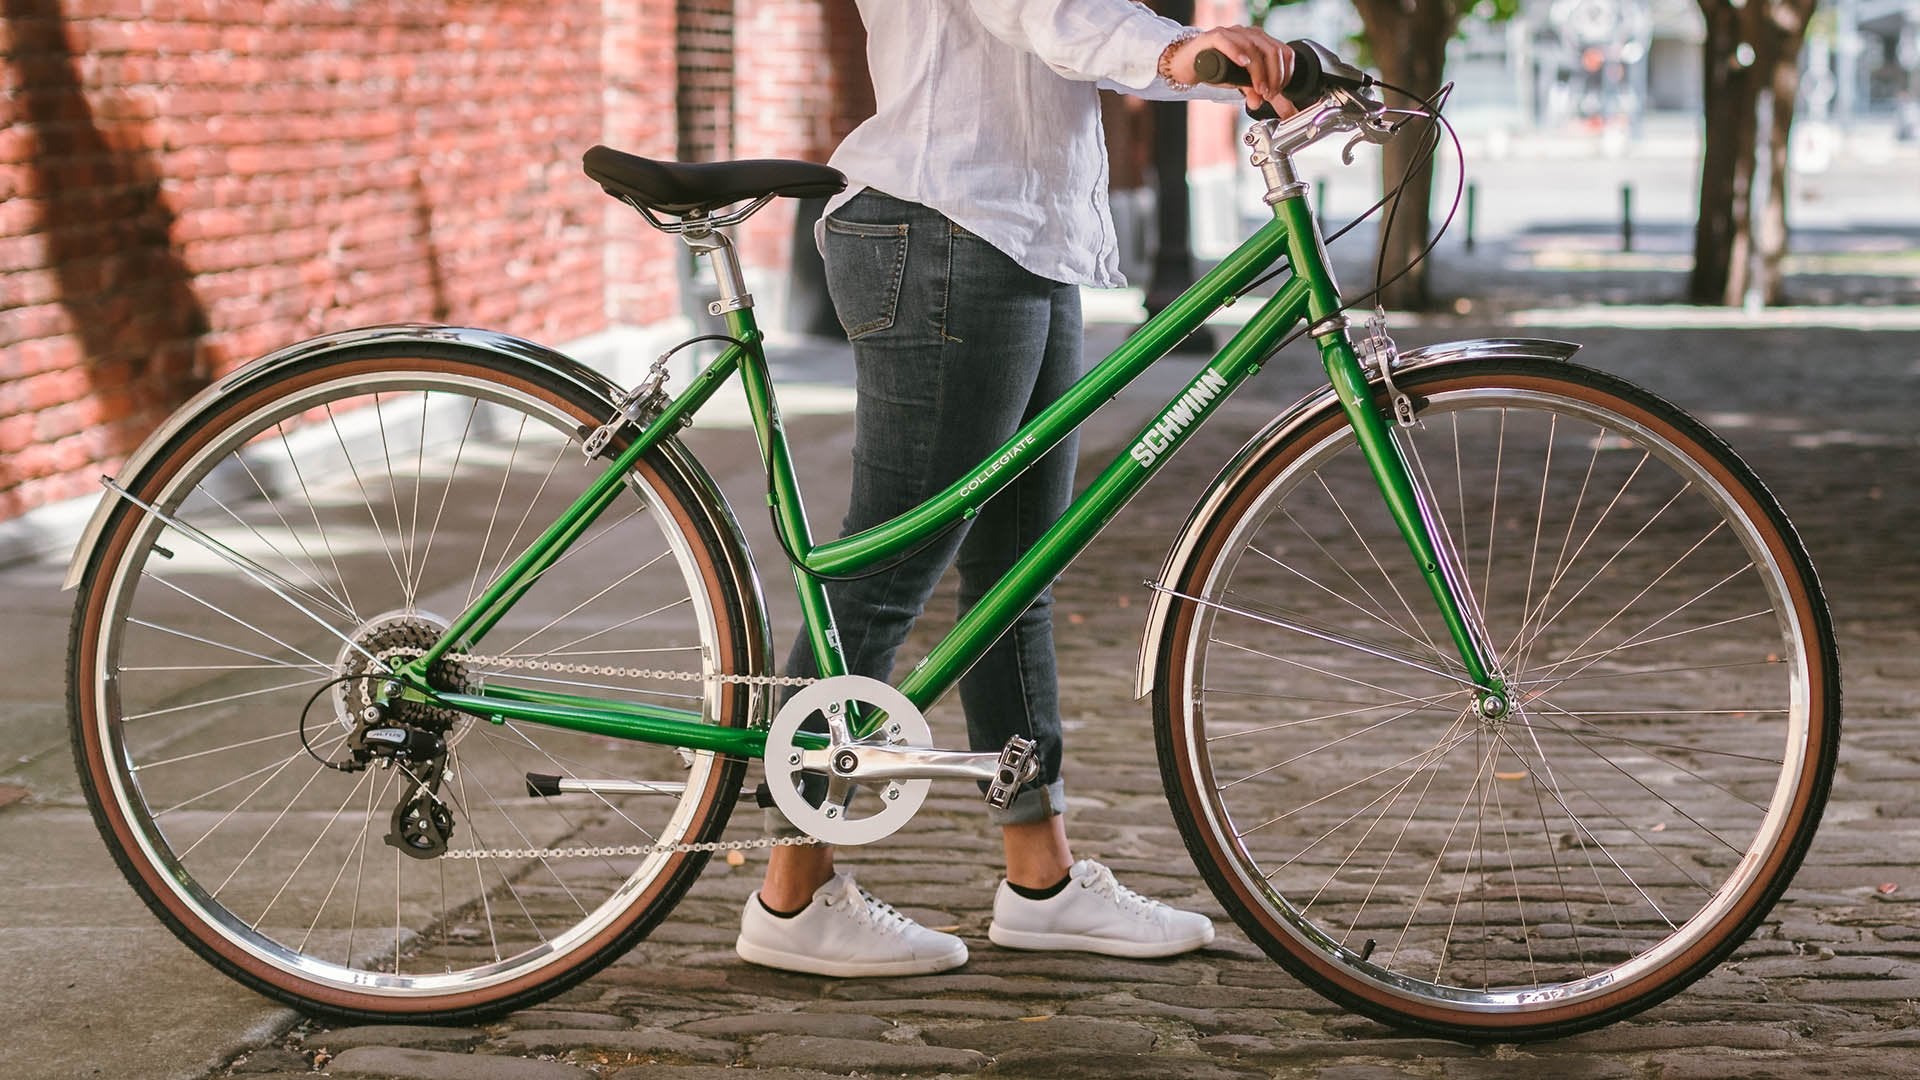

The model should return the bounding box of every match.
[7,320,1918,1080]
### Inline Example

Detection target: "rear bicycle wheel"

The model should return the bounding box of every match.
[1155,358,1838,1039]
[69,342,758,1022]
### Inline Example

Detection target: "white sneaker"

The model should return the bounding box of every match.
[735,871,969,977]
[988,858,1215,958]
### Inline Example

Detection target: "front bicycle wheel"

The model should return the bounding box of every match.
[1155,357,1838,1040]
[69,340,759,1022]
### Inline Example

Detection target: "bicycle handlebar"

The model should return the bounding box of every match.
[1194,39,1372,119]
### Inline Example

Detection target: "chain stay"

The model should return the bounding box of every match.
[389,645,817,687]
[381,647,821,860]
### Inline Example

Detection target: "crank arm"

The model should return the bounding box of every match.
[800,739,1041,801]
[800,744,1004,784]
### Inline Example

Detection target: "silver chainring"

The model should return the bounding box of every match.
[764,674,932,846]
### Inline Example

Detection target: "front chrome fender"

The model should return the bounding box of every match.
[1133,336,1581,699]
[61,324,774,717]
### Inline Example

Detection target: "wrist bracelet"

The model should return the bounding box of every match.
[1159,28,1200,91]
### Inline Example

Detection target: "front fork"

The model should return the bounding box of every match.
[1316,324,1509,715]
[1266,175,1507,714]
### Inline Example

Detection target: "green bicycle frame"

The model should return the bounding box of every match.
[409,187,1504,758]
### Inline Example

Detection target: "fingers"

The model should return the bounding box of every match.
[1193,26,1290,106]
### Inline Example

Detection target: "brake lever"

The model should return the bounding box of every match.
[1339,107,1430,163]
[1341,130,1368,166]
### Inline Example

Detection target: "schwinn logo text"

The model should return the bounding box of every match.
[963,433,1038,497]
[1130,369,1229,469]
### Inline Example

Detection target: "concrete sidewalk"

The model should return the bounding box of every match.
[3,319,1919,1079]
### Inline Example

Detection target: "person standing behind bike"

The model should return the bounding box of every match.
[734,1,1296,977]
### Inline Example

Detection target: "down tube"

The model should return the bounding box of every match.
[896,279,1311,710]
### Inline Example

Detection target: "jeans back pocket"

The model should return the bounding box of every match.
[823,216,910,340]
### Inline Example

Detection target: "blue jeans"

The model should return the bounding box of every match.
[782,190,1081,826]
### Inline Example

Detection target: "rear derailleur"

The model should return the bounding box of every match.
[342,702,458,861]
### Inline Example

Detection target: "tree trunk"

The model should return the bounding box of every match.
[1691,0,1816,306]
[1690,1,1758,304]
[1757,10,1813,305]
[1350,0,1455,311]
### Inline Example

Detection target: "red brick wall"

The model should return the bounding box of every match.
[603,0,681,328]
[731,0,870,274]
[0,0,685,521]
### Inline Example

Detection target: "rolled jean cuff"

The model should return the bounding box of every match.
[987,778,1066,827]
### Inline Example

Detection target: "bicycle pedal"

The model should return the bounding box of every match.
[985,735,1037,810]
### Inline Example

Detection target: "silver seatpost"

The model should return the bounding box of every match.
[679,216,754,317]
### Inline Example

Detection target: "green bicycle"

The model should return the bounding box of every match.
[65,43,1838,1040]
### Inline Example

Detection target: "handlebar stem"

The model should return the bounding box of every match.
[1243,87,1414,207]
[1244,122,1307,206]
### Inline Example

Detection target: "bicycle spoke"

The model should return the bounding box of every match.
[1186,587,1481,689]
[518,597,694,660]
[1277,712,1473,884]
[1344,705,1477,948]
[211,747,345,899]
[1234,722,1480,837]
[122,675,330,723]
[1171,370,1827,1026]
[481,440,572,594]
[131,730,303,773]
[328,401,411,601]
[254,765,374,931]
[412,397,481,604]
[1499,729,1706,909]
[1206,686,1464,743]
[198,480,355,622]
[1316,472,1449,664]
[126,618,329,674]
[1220,698,1451,790]
[1517,705,1756,843]
[167,731,347,848]
[495,549,671,655]
[449,761,502,963]
[1389,731,1498,972]
[453,741,595,918]
[371,392,416,608]
[276,417,361,618]
[490,721,662,844]
[1513,496,1712,675]
[467,412,530,609]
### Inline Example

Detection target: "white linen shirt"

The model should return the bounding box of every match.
[822,0,1236,289]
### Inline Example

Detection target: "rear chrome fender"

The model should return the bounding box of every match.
[62,324,775,720]
[1133,336,1581,699]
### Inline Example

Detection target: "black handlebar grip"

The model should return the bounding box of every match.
[1192,40,1329,119]
[1190,48,1246,87]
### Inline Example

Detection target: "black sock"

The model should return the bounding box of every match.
[1007,873,1071,901]
[758,894,811,919]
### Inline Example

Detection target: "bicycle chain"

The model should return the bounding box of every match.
[379,647,823,860]
[440,834,819,860]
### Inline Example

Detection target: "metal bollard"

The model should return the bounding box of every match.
[1621,184,1634,253]
[1464,181,1477,253]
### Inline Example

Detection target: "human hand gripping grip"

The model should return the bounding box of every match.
[1194,38,1369,120]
